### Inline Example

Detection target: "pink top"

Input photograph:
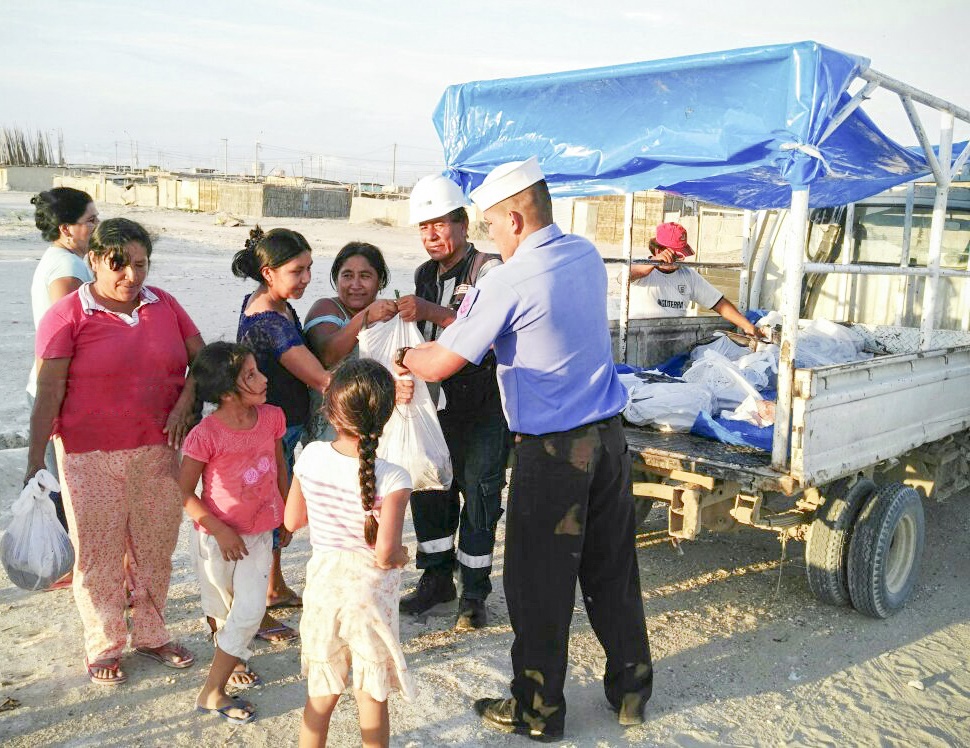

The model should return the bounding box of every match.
[294,441,411,559]
[36,285,200,454]
[181,404,287,535]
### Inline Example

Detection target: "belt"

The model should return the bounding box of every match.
[513,413,621,442]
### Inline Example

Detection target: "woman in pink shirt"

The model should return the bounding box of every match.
[26,217,203,686]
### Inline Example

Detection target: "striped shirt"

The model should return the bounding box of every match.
[294,441,411,558]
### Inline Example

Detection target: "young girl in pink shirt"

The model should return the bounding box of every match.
[179,342,288,725]
[285,358,415,747]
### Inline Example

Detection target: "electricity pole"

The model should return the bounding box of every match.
[221,138,228,177]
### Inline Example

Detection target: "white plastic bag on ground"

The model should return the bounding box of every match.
[0,469,74,591]
[357,316,453,491]
[619,375,716,432]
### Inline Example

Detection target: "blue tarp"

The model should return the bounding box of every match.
[432,41,950,210]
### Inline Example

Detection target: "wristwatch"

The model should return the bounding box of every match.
[394,346,412,368]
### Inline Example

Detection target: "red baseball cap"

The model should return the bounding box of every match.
[653,222,694,258]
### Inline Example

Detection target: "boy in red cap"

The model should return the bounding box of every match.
[630,222,760,337]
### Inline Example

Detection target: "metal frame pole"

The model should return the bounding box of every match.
[618,193,635,364]
[771,187,810,471]
[894,182,916,325]
[919,111,954,350]
[739,209,754,311]
[837,201,856,321]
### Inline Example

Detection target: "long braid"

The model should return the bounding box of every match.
[324,358,396,549]
[358,431,381,546]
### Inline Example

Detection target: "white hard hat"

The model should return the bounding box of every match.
[409,174,468,225]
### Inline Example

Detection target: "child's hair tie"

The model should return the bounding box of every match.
[363,510,375,517]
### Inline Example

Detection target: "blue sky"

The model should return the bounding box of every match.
[3,0,967,184]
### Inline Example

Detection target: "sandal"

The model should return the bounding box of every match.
[227,663,263,690]
[266,592,302,609]
[196,696,256,725]
[134,641,195,669]
[86,657,128,686]
[255,623,299,643]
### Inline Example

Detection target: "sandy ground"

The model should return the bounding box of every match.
[0,191,968,747]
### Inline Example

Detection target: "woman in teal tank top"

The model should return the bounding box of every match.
[303,242,398,440]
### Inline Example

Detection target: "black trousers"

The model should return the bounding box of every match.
[504,415,652,733]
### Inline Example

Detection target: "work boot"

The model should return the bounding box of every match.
[609,691,647,726]
[455,597,487,631]
[399,569,456,615]
[474,697,564,743]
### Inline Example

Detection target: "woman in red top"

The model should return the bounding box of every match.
[26,217,204,686]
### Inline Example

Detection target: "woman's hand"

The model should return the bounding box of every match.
[394,376,414,405]
[163,397,198,450]
[23,463,43,487]
[365,299,398,326]
[277,524,293,548]
[214,527,248,562]
[377,545,410,569]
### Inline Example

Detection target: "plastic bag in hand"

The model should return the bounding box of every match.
[358,316,453,491]
[1,469,74,591]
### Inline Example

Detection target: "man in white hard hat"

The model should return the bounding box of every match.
[395,158,652,740]
[395,174,510,631]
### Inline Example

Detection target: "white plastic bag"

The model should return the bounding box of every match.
[619,375,716,432]
[689,333,749,362]
[0,469,74,591]
[358,316,453,491]
[682,350,762,412]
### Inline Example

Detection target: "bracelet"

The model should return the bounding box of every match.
[394,346,412,368]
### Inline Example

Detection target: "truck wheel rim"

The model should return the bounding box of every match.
[885,513,917,595]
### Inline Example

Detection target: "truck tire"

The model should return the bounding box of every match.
[847,483,925,618]
[805,478,877,606]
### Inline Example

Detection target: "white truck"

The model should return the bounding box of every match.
[616,182,970,619]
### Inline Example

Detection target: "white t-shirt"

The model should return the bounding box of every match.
[294,441,411,559]
[632,266,723,318]
[27,246,94,396]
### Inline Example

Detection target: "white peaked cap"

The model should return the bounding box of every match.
[469,156,544,211]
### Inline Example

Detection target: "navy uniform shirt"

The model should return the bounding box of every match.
[437,224,626,435]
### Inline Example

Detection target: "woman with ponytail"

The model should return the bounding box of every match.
[284,358,414,747]
[233,225,331,639]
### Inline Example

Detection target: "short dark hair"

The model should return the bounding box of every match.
[31,187,93,242]
[191,341,255,404]
[89,217,153,271]
[330,241,389,291]
[231,225,312,283]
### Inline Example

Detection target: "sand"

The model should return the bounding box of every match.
[0,191,968,747]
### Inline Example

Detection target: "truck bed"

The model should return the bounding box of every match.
[624,427,793,494]
[616,321,970,496]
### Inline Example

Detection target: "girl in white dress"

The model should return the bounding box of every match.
[285,358,415,747]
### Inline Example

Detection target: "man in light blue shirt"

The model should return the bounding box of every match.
[396,158,652,741]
